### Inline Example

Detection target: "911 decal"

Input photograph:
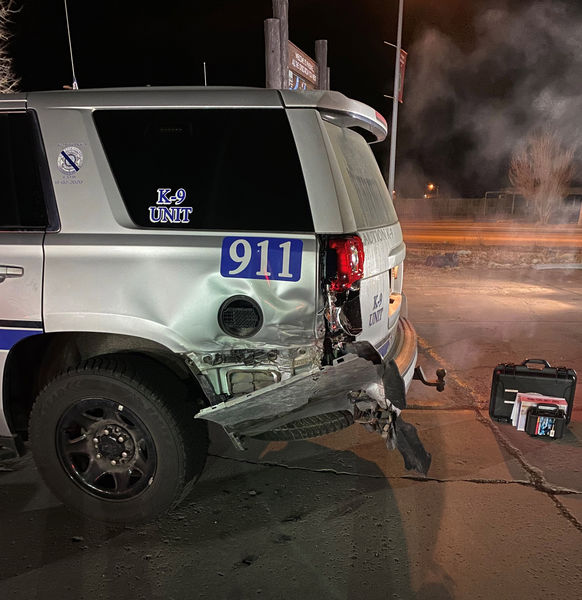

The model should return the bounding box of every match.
[220,237,303,282]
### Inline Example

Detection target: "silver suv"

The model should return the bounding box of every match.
[0,87,439,523]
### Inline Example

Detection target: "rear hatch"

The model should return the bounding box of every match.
[321,120,406,359]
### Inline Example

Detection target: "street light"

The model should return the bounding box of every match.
[386,0,404,202]
[424,182,439,199]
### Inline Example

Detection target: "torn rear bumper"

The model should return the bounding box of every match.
[196,317,418,436]
[195,317,434,474]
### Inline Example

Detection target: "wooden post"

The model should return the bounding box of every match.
[265,19,281,89]
[273,0,289,89]
[315,40,328,90]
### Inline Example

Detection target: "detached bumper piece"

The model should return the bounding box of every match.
[197,341,432,476]
[351,392,431,475]
[347,344,431,476]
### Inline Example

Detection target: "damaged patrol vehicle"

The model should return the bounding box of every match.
[0,87,444,523]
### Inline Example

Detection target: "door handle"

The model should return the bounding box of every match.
[0,265,24,283]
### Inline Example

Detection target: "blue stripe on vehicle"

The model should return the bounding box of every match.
[377,339,391,358]
[0,327,43,351]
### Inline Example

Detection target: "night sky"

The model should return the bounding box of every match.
[8,0,582,197]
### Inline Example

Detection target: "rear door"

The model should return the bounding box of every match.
[0,107,55,436]
[0,108,51,336]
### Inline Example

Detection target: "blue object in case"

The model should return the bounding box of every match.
[525,403,567,439]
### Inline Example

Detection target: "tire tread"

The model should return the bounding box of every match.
[253,411,354,441]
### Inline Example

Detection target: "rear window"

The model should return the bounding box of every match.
[324,122,398,229]
[93,109,313,232]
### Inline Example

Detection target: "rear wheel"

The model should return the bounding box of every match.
[29,355,208,524]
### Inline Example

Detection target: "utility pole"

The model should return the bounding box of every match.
[265,18,282,89]
[388,0,404,201]
[273,0,289,89]
[315,39,328,91]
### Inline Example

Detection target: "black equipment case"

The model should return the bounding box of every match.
[525,403,567,439]
[489,359,577,423]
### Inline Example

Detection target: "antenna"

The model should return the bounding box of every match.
[203,62,207,86]
[63,0,78,89]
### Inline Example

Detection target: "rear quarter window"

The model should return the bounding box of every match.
[324,122,398,229]
[93,108,313,233]
[0,112,49,230]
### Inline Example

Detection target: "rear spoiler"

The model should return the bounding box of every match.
[280,89,388,143]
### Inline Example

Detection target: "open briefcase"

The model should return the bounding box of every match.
[489,358,576,424]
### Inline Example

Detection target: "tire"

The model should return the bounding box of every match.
[253,411,354,441]
[29,355,208,524]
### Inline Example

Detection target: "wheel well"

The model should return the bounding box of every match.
[3,332,210,439]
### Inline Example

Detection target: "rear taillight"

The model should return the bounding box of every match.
[328,236,365,292]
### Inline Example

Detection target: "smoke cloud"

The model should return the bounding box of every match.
[398,0,582,197]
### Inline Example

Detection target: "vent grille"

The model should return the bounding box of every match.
[219,296,263,338]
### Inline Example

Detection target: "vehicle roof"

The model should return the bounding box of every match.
[20,86,387,143]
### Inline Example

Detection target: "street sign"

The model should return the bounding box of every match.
[288,72,310,90]
[288,41,318,89]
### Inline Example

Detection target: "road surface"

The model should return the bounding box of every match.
[401,220,582,247]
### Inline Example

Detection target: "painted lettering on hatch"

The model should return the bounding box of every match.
[369,293,384,326]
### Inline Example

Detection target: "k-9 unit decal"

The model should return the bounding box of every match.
[220,237,303,282]
[369,293,384,326]
[149,188,193,224]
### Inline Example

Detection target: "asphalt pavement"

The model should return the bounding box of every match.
[1,255,581,600]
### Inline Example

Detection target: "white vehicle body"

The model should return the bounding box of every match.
[0,88,434,522]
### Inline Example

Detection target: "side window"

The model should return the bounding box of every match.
[0,112,48,230]
[93,108,313,233]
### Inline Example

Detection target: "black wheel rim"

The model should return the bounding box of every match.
[56,397,157,501]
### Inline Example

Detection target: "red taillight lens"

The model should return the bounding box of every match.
[328,236,365,292]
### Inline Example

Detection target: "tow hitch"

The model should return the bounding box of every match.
[413,365,447,392]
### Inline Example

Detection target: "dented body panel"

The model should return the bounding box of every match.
[42,232,320,353]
